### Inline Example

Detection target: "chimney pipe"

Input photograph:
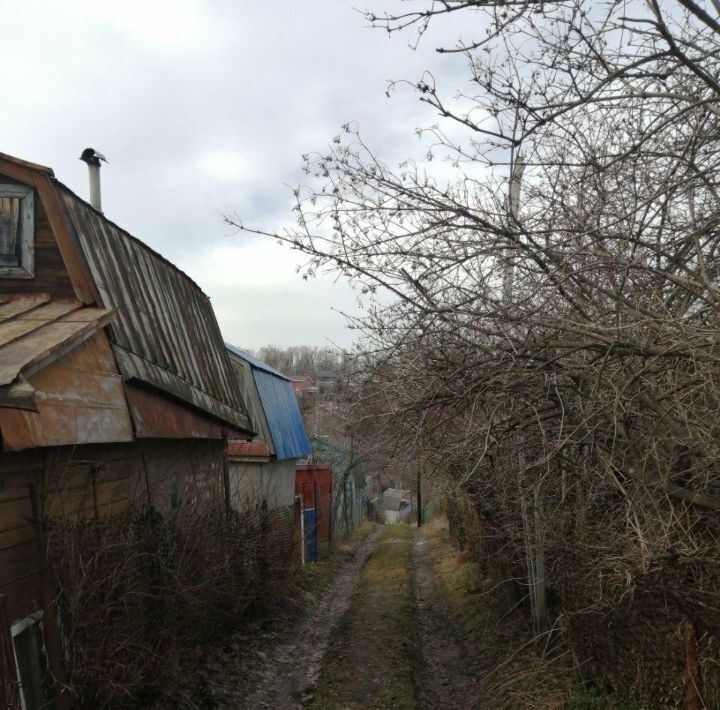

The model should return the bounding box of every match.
[79,148,107,212]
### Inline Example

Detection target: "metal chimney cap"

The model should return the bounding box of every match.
[79,148,107,166]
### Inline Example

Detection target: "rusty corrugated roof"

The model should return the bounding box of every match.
[57,184,252,434]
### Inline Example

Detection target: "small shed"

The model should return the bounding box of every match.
[382,488,412,524]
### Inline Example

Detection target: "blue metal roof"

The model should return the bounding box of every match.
[225,344,290,380]
[226,344,310,460]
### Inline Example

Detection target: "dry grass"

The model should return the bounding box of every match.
[422,517,643,709]
[309,525,416,710]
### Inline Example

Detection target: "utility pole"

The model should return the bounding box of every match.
[416,462,422,528]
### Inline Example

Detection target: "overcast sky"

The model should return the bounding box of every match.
[0,1,464,350]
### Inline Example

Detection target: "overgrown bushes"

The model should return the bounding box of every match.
[46,498,300,707]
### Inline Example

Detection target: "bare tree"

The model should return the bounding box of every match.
[234,1,720,702]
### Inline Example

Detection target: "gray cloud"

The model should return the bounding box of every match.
[1,0,467,349]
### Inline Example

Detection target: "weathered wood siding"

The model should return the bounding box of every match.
[59,187,251,433]
[0,176,74,298]
[0,438,225,623]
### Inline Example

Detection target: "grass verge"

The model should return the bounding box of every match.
[298,521,378,598]
[422,517,639,709]
[309,525,416,710]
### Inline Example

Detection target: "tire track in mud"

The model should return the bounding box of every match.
[411,530,487,709]
[239,527,383,709]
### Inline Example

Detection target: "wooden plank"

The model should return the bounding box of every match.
[0,295,49,323]
[33,176,99,305]
[0,499,34,533]
[0,525,36,553]
[0,153,52,176]
[0,309,115,386]
[0,161,36,186]
[58,307,113,323]
[17,301,81,321]
[0,451,42,474]
[1,573,41,624]
[0,540,38,583]
[44,494,130,521]
[0,472,33,505]
[0,302,81,348]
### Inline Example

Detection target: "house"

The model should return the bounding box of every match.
[0,150,253,708]
[381,488,412,524]
[289,375,315,396]
[226,345,310,510]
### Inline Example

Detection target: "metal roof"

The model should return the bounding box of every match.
[60,186,252,433]
[225,344,290,380]
[226,345,310,461]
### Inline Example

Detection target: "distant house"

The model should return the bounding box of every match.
[381,488,412,524]
[289,375,315,396]
[226,346,311,511]
[315,369,339,397]
[0,150,253,708]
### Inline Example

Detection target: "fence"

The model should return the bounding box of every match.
[296,464,370,562]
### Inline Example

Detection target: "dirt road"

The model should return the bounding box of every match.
[305,525,486,709]
[197,524,487,709]
[237,527,383,709]
[412,530,487,709]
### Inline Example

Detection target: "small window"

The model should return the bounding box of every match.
[0,185,34,279]
[11,612,53,710]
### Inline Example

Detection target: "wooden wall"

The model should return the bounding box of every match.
[0,175,74,298]
[0,438,225,624]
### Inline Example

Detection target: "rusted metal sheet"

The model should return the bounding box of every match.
[59,185,252,434]
[227,440,271,459]
[124,382,232,439]
[0,331,134,451]
[295,464,332,540]
[0,381,37,411]
[114,346,250,433]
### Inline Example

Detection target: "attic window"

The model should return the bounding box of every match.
[0,184,34,279]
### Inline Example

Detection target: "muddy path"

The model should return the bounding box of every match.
[235,527,383,709]
[411,530,487,709]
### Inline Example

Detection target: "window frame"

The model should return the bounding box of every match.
[10,611,49,710]
[0,184,35,279]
